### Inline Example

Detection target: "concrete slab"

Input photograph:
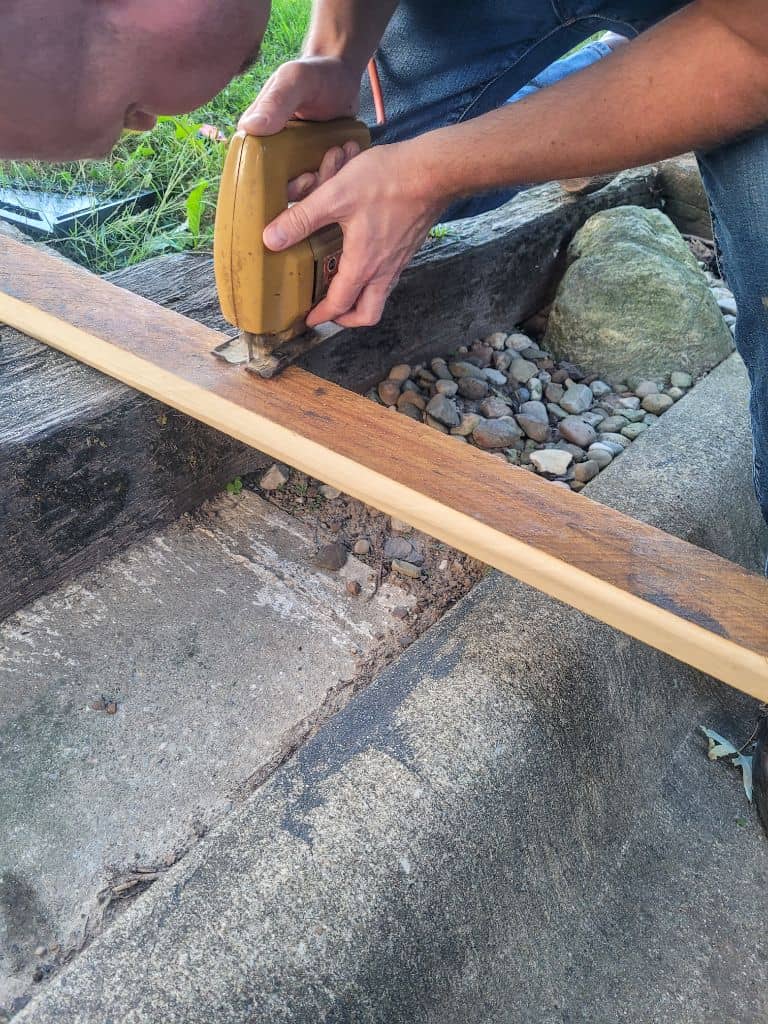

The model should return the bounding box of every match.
[0,491,414,1014]
[13,360,768,1022]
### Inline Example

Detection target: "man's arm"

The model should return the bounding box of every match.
[412,0,768,200]
[263,0,768,329]
[238,0,395,133]
[303,0,396,73]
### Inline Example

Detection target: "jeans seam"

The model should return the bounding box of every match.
[457,15,639,125]
[705,198,730,287]
[457,23,576,124]
[550,0,567,22]
[566,13,639,34]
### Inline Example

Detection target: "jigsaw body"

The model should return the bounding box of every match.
[213,118,370,377]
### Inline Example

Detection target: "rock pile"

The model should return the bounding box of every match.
[367,218,738,493]
[367,331,700,491]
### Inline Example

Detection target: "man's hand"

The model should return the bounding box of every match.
[263,142,443,328]
[238,55,364,201]
[258,0,768,331]
[239,0,397,136]
[238,56,361,135]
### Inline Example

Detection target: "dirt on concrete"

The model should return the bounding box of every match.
[245,468,487,668]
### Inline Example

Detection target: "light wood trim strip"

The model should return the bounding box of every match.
[1,236,767,698]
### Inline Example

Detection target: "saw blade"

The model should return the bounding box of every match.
[211,322,344,378]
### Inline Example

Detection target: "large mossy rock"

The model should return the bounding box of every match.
[543,206,733,382]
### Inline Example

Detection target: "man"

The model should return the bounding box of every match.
[1,1,767,529]
[238,0,768,531]
[0,1,268,159]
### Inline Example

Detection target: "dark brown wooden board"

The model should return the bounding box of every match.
[0,171,658,621]
[1,234,767,698]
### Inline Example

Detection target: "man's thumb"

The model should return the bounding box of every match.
[238,62,306,136]
[263,194,327,251]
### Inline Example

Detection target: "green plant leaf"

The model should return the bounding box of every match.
[174,120,196,141]
[185,179,209,240]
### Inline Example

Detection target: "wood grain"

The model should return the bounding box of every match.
[1,234,767,698]
[0,172,659,623]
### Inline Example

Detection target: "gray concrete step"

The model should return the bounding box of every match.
[12,354,768,1022]
[0,492,415,1013]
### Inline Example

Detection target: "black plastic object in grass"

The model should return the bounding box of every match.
[0,183,155,239]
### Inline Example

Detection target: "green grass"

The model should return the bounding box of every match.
[0,0,310,273]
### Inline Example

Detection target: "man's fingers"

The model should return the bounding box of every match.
[305,266,367,327]
[333,281,390,328]
[317,146,345,186]
[342,140,361,162]
[287,172,317,202]
[287,141,363,200]
[263,189,334,252]
[238,62,307,135]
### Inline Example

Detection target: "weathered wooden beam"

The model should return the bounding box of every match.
[0,171,659,620]
[1,233,766,699]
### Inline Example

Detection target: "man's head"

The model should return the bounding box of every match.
[0,0,270,160]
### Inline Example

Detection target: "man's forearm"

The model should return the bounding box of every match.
[303,0,397,76]
[407,1,768,203]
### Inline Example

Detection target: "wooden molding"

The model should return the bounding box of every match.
[1,235,767,698]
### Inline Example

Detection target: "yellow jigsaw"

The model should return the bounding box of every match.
[213,118,370,378]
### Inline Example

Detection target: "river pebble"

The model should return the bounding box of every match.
[426,393,461,428]
[391,558,422,579]
[588,444,614,468]
[388,363,412,383]
[473,417,524,449]
[559,416,597,448]
[634,380,659,398]
[599,415,629,434]
[641,393,674,415]
[560,383,593,414]
[260,464,290,490]
[378,379,401,405]
[369,325,706,495]
[479,396,512,419]
[508,358,539,383]
[621,421,649,440]
[484,368,508,386]
[530,449,573,476]
[384,536,415,560]
[573,459,600,483]
[458,378,489,400]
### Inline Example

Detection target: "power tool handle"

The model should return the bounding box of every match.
[232,118,370,228]
[214,118,370,337]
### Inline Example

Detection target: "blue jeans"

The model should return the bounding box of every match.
[360,0,768,530]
